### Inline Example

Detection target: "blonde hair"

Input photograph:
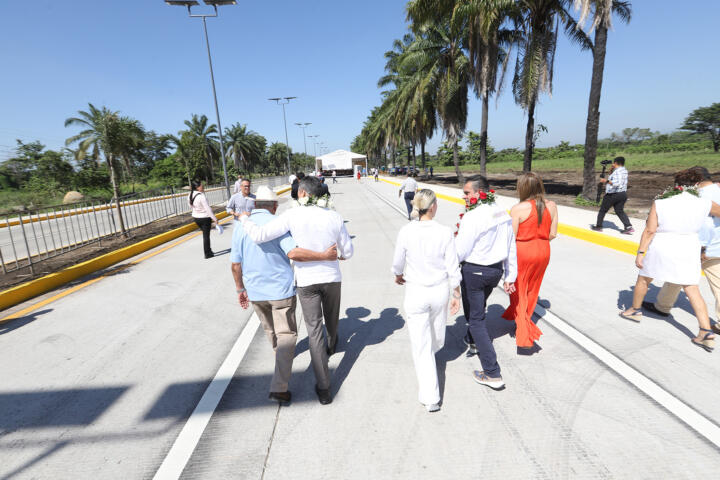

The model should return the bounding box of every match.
[517,172,547,225]
[411,189,437,219]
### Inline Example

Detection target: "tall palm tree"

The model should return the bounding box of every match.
[512,0,591,171]
[115,117,145,193]
[183,114,219,182]
[225,123,266,173]
[576,0,631,200]
[266,143,288,174]
[65,103,133,236]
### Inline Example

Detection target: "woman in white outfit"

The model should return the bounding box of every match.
[392,189,461,412]
[621,169,720,352]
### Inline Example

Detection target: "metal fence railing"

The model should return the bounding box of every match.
[0,175,287,276]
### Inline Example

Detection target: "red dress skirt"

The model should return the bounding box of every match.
[502,201,551,347]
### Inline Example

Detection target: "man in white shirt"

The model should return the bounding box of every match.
[455,176,517,391]
[398,173,419,220]
[227,178,256,220]
[233,174,244,194]
[239,176,354,404]
[332,170,337,183]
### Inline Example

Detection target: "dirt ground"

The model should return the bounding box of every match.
[0,208,225,291]
[421,169,713,218]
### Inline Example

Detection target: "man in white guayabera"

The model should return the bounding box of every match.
[238,176,354,405]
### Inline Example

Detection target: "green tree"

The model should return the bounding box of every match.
[225,123,266,173]
[183,114,219,182]
[576,0,632,200]
[266,143,288,174]
[681,103,720,152]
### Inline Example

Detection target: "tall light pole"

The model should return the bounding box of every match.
[165,0,235,198]
[269,97,296,174]
[307,135,319,157]
[294,122,311,158]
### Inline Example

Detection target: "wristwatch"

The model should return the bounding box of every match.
[237,288,246,294]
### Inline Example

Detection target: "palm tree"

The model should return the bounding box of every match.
[225,123,266,173]
[576,0,632,199]
[183,114,219,182]
[115,117,145,193]
[65,103,133,236]
[266,143,288,174]
[512,0,591,171]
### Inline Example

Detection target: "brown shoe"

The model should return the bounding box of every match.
[268,391,291,404]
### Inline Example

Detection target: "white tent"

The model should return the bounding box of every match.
[316,150,367,172]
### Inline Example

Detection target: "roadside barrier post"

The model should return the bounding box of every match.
[18,213,35,275]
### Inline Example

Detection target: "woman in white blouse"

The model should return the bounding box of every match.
[392,189,461,412]
[189,181,219,259]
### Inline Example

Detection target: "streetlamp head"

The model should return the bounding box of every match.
[284,96,297,100]
[165,1,199,6]
[268,97,281,102]
[203,0,237,5]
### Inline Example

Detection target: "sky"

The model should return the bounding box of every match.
[0,0,719,163]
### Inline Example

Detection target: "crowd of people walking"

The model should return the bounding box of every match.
[208,162,720,413]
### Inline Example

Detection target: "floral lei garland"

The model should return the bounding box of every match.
[454,189,496,236]
[298,193,334,209]
[655,185,699,200]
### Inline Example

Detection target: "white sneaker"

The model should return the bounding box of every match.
[425,403,440,413]
[473,370,505,390]
[463,335,478,355]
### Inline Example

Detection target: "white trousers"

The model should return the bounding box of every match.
[403,283,449,405]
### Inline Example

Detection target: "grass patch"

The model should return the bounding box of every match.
[574,194,601,207]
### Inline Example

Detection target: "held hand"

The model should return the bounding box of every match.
[323,244,338,261]
[635,254,644,269]
[503,282,516,294]
[449,297,460,315]
[599,178,607,184]
[395,275,406,285]
[238,291,249,309]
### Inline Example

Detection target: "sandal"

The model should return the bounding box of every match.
[691,328,715,353]
[619,309,643,323]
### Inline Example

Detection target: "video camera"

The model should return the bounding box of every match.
[600,159,612,166]
[596,160,613,203]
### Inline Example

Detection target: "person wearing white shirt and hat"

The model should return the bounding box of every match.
[238,176,354,405]
[392,189,461,412]
[231,186,338,404]
[455,176,517,391]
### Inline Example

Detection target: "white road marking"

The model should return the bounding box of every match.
[368,181,720,449]
[152,313,261,480]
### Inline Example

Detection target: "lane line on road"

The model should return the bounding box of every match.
[368,181,720,450]
[151,311,262,479]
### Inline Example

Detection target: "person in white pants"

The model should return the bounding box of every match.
[392,189,461,412]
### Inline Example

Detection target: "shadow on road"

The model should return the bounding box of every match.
[618,284,696,339]
[0,308,53,336]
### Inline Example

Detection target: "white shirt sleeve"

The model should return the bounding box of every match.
[337,221,354,260]
[503,224,518,283]
[391,228,407,275]
[454,215,477,263]
[444,232,461,288]
[198,194,217,222]
[239,210,291,244]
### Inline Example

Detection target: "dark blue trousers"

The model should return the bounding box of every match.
[403,192,415,219]
[461,262,503,378]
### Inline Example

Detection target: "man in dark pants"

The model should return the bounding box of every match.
[398,173,419,220]
[591,156,634,234]
[455,176,517,390]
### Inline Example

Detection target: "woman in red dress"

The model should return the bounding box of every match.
[502,173,558,348]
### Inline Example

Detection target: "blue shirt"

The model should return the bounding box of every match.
[699,183,720,258]
[226,192,256,215]
[231,209,297,301]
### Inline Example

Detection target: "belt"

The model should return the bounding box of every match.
[461,260,503,269]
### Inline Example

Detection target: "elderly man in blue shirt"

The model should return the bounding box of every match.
[231,186,337,404]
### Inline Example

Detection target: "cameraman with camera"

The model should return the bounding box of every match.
[591,156,634,235]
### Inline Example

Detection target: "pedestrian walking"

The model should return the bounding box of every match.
[591,156,634,234]
[620,168,720,352]
[189,181,219,259]
[639,167,720,336]
[226,178,256,220]
[502,173,558,349]
[231,186,338,404]
[392,189,461,412]
[455,176,517,390]
[332,170,337,183]
[238,176,354,404]
[374,169,379,182]
[429,166,433,177]
[398,173,418,220]
[357,170,362,182]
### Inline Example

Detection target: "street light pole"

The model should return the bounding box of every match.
[166,0,235,199]
[307,135,319,157]
[295,122,311,157]
[269,97,296,174]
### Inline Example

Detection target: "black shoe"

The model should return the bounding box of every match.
[268,391,291,404]
[315,385,332,405]
[326,344,336,356]
[641,301,669,317]
[590,225,603,232]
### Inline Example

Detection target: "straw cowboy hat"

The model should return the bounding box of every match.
[254,186,279,202]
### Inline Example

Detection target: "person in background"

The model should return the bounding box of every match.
[231,186,338,404]
[392,189,461,413]
[226,178,256,220]
[238,176,354,405]
[189,181,219,259]
[620,168,720,352]
[357,170,362,182]
[455,175,517,390]
[502,172,558,349]
[374,168,379,182]
[288,173,297,186]
[291,172,305,200]
[642,166,720,335]
[332,170,337,183]
[430,166,434,177]
[398,172,418,220]
[591,156,634,234]
[233,174,244,194]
